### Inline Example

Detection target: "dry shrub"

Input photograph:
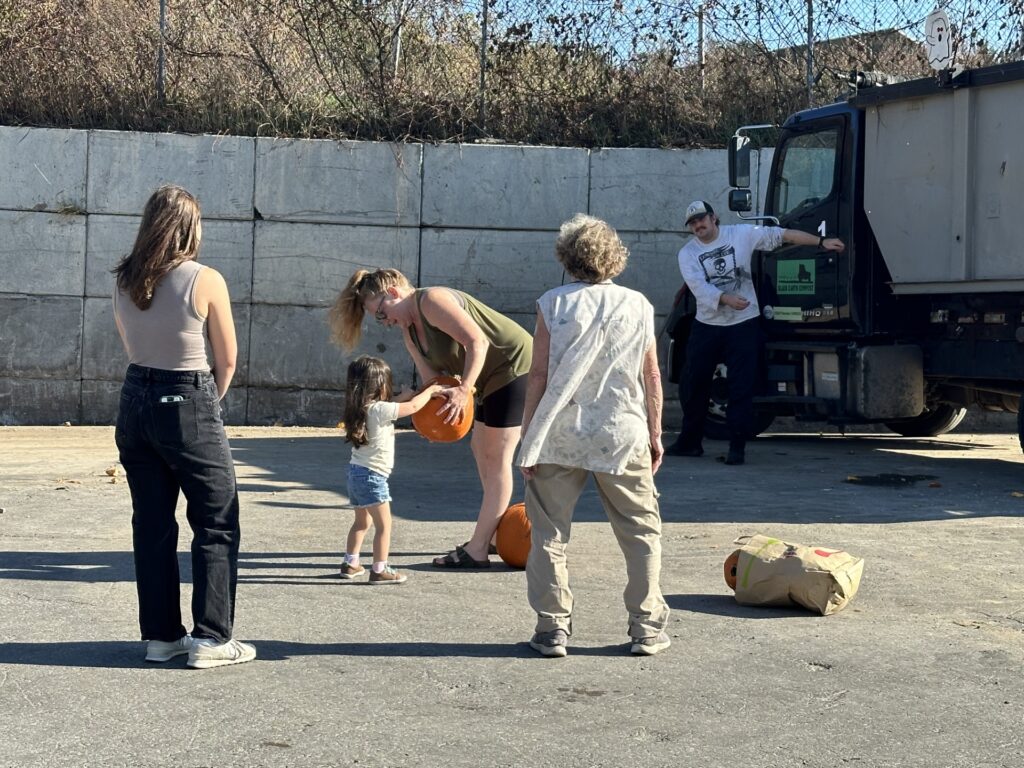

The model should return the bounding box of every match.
[0,1,1017,146]
[0,0,162,128]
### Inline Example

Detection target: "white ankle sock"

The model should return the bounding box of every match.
[344,553,360,566]
[372,561,387,573]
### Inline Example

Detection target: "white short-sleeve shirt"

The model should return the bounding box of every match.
[350,400,400,477]
[516,281,655,475]
[676,224,785,325]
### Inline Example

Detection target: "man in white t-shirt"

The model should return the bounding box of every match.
[667,200,844,464]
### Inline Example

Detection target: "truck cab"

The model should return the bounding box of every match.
[758,102,860,335]
[727,103,936,434]
[723,61,1024,442]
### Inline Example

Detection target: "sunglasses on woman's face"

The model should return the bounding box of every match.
[368,295,388,324]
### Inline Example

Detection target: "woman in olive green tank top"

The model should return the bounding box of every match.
[330,268,533,569]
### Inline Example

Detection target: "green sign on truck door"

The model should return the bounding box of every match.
[777,259,816,295]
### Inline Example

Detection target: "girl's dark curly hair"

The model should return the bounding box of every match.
[343,355,394,448]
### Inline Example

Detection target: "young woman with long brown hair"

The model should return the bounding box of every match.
[113,184,254,669]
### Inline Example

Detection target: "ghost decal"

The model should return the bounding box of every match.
[925,9,953,70]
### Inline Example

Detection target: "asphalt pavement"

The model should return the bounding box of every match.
[1,424,1022,768]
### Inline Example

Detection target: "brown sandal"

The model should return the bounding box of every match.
[432,543,491,569]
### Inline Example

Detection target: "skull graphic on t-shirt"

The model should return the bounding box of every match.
[698,244,745,293]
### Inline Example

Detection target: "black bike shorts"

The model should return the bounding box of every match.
[475,374,529,428]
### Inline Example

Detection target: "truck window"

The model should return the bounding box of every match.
[772,128,839,218]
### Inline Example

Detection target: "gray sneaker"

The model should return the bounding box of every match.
[187,638,257,669]
[630,632,671,656]
[145,635,193,663]
[530,629,569,658]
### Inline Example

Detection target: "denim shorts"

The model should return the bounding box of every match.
[347,464,392,507]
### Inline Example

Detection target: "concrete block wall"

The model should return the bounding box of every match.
[0,126,769,425]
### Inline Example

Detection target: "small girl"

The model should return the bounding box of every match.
[341,355,443,584]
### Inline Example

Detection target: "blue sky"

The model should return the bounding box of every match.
[472,0,1021,61]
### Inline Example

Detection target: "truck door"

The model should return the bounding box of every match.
[759,117,853,331]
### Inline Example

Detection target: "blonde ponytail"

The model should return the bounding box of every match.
[328,268,413,350]
[329,270,369,350]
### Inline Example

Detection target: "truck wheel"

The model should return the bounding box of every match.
[885,404,967,437]
[1018,395,1023,454]
[704,411,777,440]
[700,364,776,440]
[666,326,689,385]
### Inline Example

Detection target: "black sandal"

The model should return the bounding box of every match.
[432,543,491,569]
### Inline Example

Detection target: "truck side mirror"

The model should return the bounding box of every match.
[728,188,752,213]
[728,135,751,188]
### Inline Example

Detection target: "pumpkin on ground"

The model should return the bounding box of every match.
[496,502,531,568]
[724,549,741,591]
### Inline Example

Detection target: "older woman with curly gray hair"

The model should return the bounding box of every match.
[516,213,669,658]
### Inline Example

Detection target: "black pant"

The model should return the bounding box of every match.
[678,317,759,449]
[115,364,240,643]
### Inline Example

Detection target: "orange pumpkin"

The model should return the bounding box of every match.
[495,502,531,568]
[411,376,474,443]
[724,549,741,591]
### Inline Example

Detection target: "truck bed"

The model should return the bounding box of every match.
[857,60,1024,294]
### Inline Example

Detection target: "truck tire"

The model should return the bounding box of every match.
[885,404,967,437]
[704,410,777,440]
[1018,395,1023,454]
[704,409,774,438]
[700,364,776,439]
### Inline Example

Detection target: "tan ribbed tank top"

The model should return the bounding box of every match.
[113,260,210,371]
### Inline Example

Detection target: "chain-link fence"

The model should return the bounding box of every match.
[1,1,1020,146]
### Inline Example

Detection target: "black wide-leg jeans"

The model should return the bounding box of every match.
[678,317,760,450]
[115,364,240,643]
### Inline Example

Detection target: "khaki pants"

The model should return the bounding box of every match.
[525,458,669,640]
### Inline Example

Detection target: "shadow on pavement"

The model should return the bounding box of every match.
[254,640,630,660]
[228,432,1024,525]
[0,551,137,582]
[0,550,522,584]
[8,432,1019,592]
[0,639,635,667]
[0,642,153,669]
[666,592,812,619]
[230,432,524,523]
[0,551,328,583]
[656,432,1024,524]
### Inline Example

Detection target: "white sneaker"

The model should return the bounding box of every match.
[187,638,257,669]
[145,635,194,663]
[630,632,671,656]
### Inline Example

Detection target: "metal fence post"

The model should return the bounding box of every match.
[157,0,167,104]
[698,5,705,98]
[391,0,404,79]
[478,0,489,132]
[805,0,814,106]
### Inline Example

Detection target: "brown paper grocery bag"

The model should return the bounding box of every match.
[733,534,864,615]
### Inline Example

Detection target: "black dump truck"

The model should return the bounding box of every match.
[667,60,1024,448]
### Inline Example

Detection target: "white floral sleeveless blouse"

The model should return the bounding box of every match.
[517,281,655,474]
